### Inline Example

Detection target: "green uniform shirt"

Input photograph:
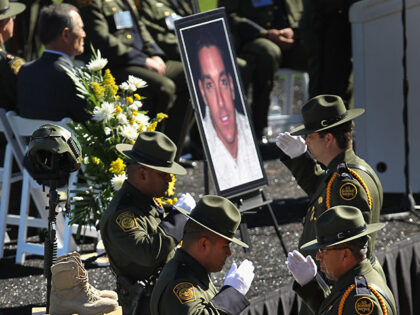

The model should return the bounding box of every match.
[0,43,25,110]
[74,0,164,67]
[295,259,396,314]
[140,0,192,60]
[100,181,187,314]
[150,248,249,315]
[284,149,383,258]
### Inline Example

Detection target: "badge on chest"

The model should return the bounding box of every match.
[114,11,133,29]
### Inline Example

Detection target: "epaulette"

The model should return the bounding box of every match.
[336,162,353,180]
[354,274,370,295]
[0,50,25,75]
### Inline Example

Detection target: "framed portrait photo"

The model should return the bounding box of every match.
[175,8,267,198]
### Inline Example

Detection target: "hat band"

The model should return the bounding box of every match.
[0,5,10,14]
[318,224,367,244]
[192,213,235,239]
[129,150,173,167]
[305,113,347,131]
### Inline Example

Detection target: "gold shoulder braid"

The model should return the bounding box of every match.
[326,169,372,210]
[338,284,387,315]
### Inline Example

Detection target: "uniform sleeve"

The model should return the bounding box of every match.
[159,208,188,243]
[77,0,150,66]
[283,152,325,196]
[157,280,247,315]
[293,279,325,315]
[110,210,178,268]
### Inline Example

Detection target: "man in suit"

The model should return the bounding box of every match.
[17,2,90,122]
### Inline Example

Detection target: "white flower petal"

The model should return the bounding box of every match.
[86,58,108,71]
[111,174,127,191]
[128,75,148,89]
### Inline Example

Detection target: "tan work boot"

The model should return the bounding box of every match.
[57,252,118,301]
[50,259,118,315]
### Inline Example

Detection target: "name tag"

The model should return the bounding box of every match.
[165,13,182,30]
[114,11,133,29]
[251,0,273,8]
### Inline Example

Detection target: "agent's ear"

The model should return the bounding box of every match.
[198,79,208,107]
[228,73,235,100]
[138,166,147,181]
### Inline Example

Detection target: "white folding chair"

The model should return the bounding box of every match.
[5,111,97,264]
[0,109,23,258]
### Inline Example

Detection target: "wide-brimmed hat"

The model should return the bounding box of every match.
[0,0,25,20]
[116,131,186,175]
[290,95,365,136]
[300,205,385,251]
[176,195,248,248]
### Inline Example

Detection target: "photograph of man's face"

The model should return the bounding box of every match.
[197,44,237,156]
[176,12,267,196]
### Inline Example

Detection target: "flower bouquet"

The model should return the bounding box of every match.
[63,49,175,236]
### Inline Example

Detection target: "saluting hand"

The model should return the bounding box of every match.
[275,132,307,159]
[223,259,255,295]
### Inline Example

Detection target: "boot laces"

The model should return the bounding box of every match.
[77,270,98,303]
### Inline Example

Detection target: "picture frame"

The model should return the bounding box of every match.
[175,8,267,198]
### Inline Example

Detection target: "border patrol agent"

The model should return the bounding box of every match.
[140,0,192,60]
[287,205,396,315]
[219,0,308,140]
[0,0,25,110]
[150,195,255,315]
[276,95,383,262]
[100,131,196,315]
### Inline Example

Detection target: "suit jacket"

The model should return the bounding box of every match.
[17,52,89,122]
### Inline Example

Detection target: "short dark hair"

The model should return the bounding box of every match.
[342,235,369,260]
[195,34,224,80]
[318,120,354,150]
[38,3,79,45]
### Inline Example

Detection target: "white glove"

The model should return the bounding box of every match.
[175,193,196,213]
[223,259,255,295]
[275,132,307,159]
[287,250,317,286]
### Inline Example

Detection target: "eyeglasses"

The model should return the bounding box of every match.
[318,246,348,254]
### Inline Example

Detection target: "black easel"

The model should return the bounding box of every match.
[203,162,288,257]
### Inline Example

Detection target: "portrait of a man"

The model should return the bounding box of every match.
[176,11,266,195]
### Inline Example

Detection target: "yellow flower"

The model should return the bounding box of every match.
[156,112,168,123]
[104,69,119,96]
[115,105,122,113]
[126,96,134,104]
[132,111,138,116]
[167,174,176,196]
[131,140,135,145]
[91,82,105,100]
[91,156,101,165]
[109,158,126,175]
[147,122,157,131]
[134,93,141,100]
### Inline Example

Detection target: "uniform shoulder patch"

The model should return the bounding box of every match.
[339,182,358,201]
[115,211,139,232]
[173,282,196,304]
[354,296,375,315]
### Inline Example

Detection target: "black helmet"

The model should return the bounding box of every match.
[25,124,82,183]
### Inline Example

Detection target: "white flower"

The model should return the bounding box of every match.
[104,127,112,136]
[132,100,143,109]
[128,104,138,111]
[118,114,128,125]
[120,124,138,140]
[92,102,115,122]
[86,57,108,71]
[119,82,136,92]
[128,75,148,89]
[73,196,84,201]
[111,173,127,191]
[135,112,150,125]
